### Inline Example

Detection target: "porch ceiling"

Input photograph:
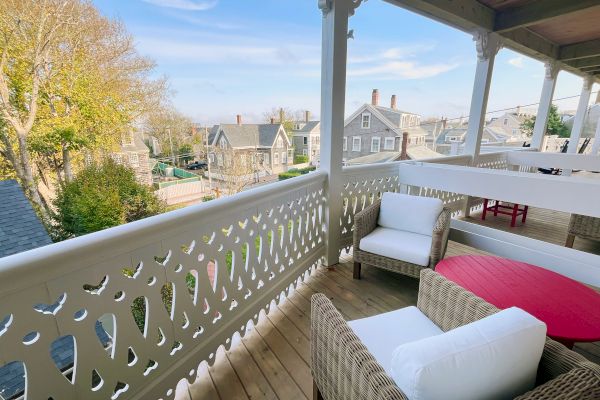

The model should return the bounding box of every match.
[384,0,600,81]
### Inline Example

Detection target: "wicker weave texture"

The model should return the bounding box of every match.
[311,269,600,400]
[352,201,451,279]
[568,214,600,241]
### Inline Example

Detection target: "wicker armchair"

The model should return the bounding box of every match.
[566,214,600,248]
[353,199,451,279]
[311,269,600,400]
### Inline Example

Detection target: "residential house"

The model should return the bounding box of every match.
[113,131,153,185]
[343,89,428,164]
[291,111,320,164]
[208,115,293,176]
[487,108,534,141]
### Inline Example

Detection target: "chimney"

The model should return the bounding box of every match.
[390,95,397,110]
[305,110,311,122]
[372,89,379,106]
[236,114,242,125]
[442,117,447,131]
[279,108,285,123]
[270,117,275,124]
[400,132,409,160]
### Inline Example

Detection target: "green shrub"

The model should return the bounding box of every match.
[294,154,309,164]
[278,166,316,181]
[52,159,165,239]
[202,195,215,202]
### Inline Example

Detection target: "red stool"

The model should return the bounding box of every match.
[482,199,528,227]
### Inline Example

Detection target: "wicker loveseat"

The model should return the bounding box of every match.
[311,269,600,400]
[353,197,451,280]
[566,214,600,248]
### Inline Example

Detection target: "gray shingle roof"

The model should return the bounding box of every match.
[374,105,417,127]
[292,121,320,134]
[213,124,285,148]
[0,180,52,258]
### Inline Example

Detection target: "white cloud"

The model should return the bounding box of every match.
[348,61,458,79]
[141,0,218,11]
[508,56,524,68]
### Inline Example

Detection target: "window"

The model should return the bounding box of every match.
[209,153,216,163]
[503,118,508,126]
[303,149,308,156]
[303,136,308,145]
[282,151,287,164]
[352,137,361,152]
[122,132,134,146]
[288,149,293,160]
[343,137,347,151]
[112,154,122,164]
[276,137,283,148]
[128,153,139,167]
[371,137,380,153]
[384,137,395,150]
[361,113,371,129]
[512,129,518,135]
[217,154,223,166]
[219,136,227,149]
[264,153,270,164]
[274,152,279,164]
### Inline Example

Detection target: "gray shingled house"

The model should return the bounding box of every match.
[208,116,293,175]
[291,111,320,164]
[343,89,428,164]
[113,131,153,185]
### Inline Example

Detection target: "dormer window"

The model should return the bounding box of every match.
[122,132,134,146]
[219,137,227,149]
[361,113,371,129]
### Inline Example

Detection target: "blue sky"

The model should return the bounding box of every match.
[93,0,594,125]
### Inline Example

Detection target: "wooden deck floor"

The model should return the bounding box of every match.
[177,236,600,399]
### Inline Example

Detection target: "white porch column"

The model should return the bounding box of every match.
[531,62,559,150]
[319,0,361,266]
[591,116,600,155]
[464,31,502,159]
[566,76,593,154]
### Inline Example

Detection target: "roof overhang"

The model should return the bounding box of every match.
[384,0,600,82]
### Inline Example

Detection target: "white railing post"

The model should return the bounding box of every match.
[320,0,362,265]
[591,116,600,155]
[567,76,593,155]
[531,62,559,150]
[462,30,501,217]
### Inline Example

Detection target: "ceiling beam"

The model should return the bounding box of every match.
[559,39,600,60]
[565,56,600,69]
[494,0,600,32]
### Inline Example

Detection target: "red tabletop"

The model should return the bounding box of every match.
[436,255,600,344]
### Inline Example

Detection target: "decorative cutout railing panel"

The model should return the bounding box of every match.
[0,172,326,400]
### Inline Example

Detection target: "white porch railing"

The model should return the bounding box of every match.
[0,171,326,400]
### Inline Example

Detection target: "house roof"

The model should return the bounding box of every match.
[0,180,52,258]
[212,124,289,149]
[292,121,320,134]
[406,146,445,160]
[346,146,443,165]
[345,104,424,136]
[374,105,418,127]
[120,132,149,154]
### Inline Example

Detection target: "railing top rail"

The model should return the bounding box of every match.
[0,171,327,296]
[341,154,472,174]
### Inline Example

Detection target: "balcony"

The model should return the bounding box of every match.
[2,0,600,399]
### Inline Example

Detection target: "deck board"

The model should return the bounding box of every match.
[184,225,600,399]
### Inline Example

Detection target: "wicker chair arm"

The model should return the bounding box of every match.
[429,208,451,268]
[311,293,408,400]
[536,338,600,384]
[515,367,600,399]
[417,269,499,332]
[568,214,600,240]
[353,200,381,252]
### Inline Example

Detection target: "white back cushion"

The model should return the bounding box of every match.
[378,193,443,236]
[390,307,547,400]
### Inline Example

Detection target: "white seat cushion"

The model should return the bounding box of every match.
[359,227,433,266]
[348,306,443,376]
[390,307,547,400]
[378,192,443,236]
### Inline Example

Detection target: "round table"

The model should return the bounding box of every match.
[436,255,600,347]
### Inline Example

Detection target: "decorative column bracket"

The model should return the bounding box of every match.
[319,0,367,17]
[544,61,560,81]
[473,29,502,62]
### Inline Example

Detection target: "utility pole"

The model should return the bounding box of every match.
[205,127,212,192]
[167,128,176,166]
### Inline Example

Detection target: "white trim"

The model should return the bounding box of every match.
[384,137,395,150]
[128,153,139,167]
[274,152,279,164]
[370,137,380,153]
[361,113,371,129]
[352,136,361,152]
[343,137,347,151]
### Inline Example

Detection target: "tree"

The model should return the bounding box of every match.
[178,143,194,165]
[52,158,164,239]
[263,107,303,139]
[214,149,263,195]
[0,0,166,219]
[521,105,569,138]
[144,105,194,163]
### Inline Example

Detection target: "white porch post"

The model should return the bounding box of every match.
[462,31,501,217]
[531,62,559,150]
[319,0,360,266]
[566,76,593,154]
[464,31,502,159]
[591,117,600,155]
